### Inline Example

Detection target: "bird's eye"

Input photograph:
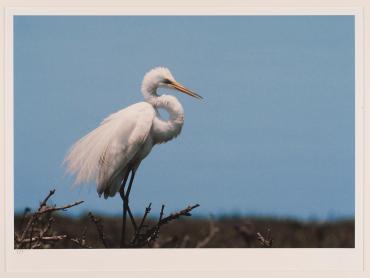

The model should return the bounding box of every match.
[162,79,172,84]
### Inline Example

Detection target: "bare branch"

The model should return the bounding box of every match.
[28,222,35,249]
[32,217,55,248]
[180,235,190,248]
[69,226,91,248]
[234,223,255,247]
[147,205,165,246]
[15,189,85,249]
[88,212,108,248]
[18,214,36,246]
[69,237,91,248]
[138,203,152,231]
[257,228,273,247]
[131,203,152,245]
[196,219,219,248]
[20,235,68,244]
[136,204,200,247]
[39,189,56,211]
[37,200,84,214]
[154,236,178,248]
[157,204,199,226]
[81,226,88,246]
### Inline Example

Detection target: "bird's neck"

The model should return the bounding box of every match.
[148,94,184,144]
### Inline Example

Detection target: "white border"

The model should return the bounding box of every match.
[1,3,367,276]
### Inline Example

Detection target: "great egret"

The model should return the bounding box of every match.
[64,67,202,246]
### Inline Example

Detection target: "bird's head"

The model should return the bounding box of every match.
[141,67,202,100]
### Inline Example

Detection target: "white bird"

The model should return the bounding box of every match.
[64,67,202,199]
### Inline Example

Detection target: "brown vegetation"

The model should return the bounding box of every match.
[14,189,354,248]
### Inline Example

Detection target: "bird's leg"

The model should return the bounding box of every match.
[118,171,137,235]
[125,170,135,201]
[120,170,136,248]
[119,172,129,248]
[124,170,137,227]
[119,170,130,200]
[125,170,138,232]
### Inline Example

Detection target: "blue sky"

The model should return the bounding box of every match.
[14,16,354,219]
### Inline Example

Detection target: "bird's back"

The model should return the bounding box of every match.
[64,102,156,197]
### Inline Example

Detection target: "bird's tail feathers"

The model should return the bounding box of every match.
[64,123,118,186]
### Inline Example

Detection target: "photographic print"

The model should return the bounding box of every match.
[13,15,355,249]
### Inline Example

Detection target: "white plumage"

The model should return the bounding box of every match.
[64,67,202,199]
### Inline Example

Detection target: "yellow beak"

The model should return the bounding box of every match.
[169,81,203,100]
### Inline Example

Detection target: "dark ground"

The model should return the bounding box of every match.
[15,213,354,248]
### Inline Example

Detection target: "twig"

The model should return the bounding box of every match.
[256,228,273,247]
[148,205,165,246]
[234,223,255,247]
[39,189,56,210]
[180,235,190,248]
[154,236,178,248]
[69,237,90,248]
[88,212,108,248]
[15,189,85,249]
[18,200,83,247]
[137,204,200,247]
[19,190,57,245]
[131,203,152,245]
[156,204,199,226]
[81,226,88,246]
[19,215,36,245]
[19,235,68,243]
[28,221,35,249]
[196,219,219,248]
[37,200,84,214]
[32,217,54,248]
[69,226,91,248]
[155,205,165,235]
[41,218,54,236]
[138,203,152,233]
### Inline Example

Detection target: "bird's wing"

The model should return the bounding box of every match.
[64,102,155,195]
